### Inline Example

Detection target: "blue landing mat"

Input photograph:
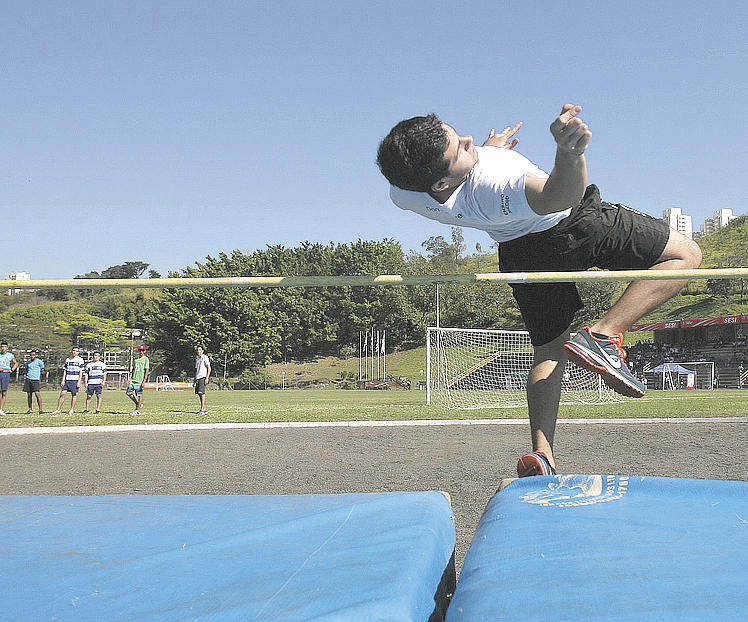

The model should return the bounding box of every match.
[447,476,748,622]
[1,492,455,621]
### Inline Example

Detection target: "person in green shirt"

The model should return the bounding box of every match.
[126,345,150,416]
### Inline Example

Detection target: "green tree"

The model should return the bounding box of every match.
[55,313,129,345]
[440,282,521,330]
[101,261,150,279]
[0,303,77,352]
[76,261,150,280]
[145,240,424,376]
[706,278,733,303]
[421,226,466,271]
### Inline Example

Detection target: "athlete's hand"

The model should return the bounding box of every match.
[550,104,591,155]
[482,122,522,149]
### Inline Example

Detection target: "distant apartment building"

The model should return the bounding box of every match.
[662,207,693,239]
[6,271,31,296]
[699,208,737,237]
[697,219,715,238]
[713,208,736,229]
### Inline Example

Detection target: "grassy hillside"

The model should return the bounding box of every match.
[609,215,748,328]
[698,214,748,267]
[266,346,427,386]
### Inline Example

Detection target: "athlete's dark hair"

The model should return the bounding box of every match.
[376,114,449,192]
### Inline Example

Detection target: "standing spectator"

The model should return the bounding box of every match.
[126,345,150,416]
[23,350,45,414]
[194,346,211,415]
[52,347,85,415]
[0,342,18,415]
[83,351,107,414]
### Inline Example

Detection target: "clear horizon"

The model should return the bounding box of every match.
[3,0,746,279]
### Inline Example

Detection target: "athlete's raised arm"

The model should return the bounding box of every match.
[524,104,591,215]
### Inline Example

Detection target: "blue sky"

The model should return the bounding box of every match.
[3,0,746,278]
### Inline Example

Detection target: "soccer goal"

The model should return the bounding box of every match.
[643,361,715,390]
[155,375,175,391]
[426,327,623,409]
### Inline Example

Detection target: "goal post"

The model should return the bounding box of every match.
[643,361,715,390]
[426,327,622,409]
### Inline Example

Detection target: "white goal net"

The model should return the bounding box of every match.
[426,327,622,409]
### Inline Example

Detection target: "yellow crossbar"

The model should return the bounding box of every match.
[1,268,746,290]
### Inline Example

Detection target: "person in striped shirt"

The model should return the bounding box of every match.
[83,351,107,414]
[52,347,85,415]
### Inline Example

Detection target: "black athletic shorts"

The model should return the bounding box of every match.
[498,185,671,346]
[24,378,41,393]
[194,377,206,395]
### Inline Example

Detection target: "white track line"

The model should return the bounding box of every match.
[0,417,745,436]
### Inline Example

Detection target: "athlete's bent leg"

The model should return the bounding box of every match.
[591,229,702,337]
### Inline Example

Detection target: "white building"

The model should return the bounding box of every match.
[700,208,737,237]
[713,208,736,229]
[698,219,716,237]
[663,207,693,239]
[6,271,31,296]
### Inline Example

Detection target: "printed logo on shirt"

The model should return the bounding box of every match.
[500,194,511,215]
[519,475,630,508]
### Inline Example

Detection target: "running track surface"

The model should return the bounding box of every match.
[1,418,745,571]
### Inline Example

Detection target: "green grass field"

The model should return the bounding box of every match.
[0,387,746,428]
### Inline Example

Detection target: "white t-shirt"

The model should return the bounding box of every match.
[389,147,570,243]
[195,354,210,379]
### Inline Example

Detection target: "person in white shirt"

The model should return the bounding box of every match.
[377,104,702,476]
[194,346,211,415]
[83,351,107,414]
[52,347,85,415]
